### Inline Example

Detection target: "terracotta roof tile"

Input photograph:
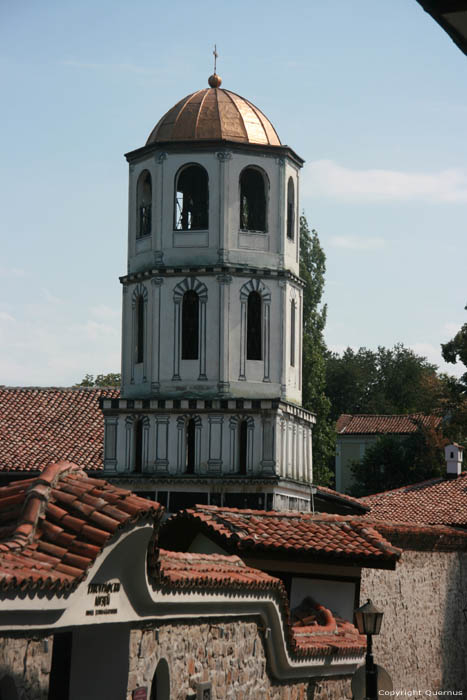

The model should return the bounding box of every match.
[158,549,365,659]
[362,472,467,527]
[0,460,162,593]
[161,506,401,568]
[0,387,120,473]
[336,413,441,435]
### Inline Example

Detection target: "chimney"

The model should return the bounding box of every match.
[445,443,464,478]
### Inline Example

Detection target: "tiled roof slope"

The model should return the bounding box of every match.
[314,484,370,513]
[336,413,441,435]
[0,387,120,472]
[161,506,401,568]
[362,473,467,527]
[158,550,365,658]
[0,461,161,592]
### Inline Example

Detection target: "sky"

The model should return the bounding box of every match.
[0,0,466,386]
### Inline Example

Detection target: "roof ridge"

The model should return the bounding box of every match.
[0,461,82,551]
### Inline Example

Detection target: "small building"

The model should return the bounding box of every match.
[335,413,441,493]
[358,447,467,691]
[0,461,401,699]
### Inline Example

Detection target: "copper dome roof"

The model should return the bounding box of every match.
[147,78,281,146]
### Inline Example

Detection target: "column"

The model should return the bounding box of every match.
[239,298,247,380]
[172,299,181,380]
[263,300,271,382]
[216,151,232,263]
[153,152,167,265]
[279,281,287,396]
[150,277,164,391]
[198,298,207,380]
[217,274,232,393]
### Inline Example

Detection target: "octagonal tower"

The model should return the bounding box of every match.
[101,74,316,512]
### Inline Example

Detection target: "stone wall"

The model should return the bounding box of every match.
[0,636,52,700]
[361,549,467,693]
[128,618,353,699]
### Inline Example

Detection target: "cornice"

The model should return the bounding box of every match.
[120,265,304,289]
[125,138,305,169]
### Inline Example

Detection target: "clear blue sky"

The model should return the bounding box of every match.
[1,0,466,386]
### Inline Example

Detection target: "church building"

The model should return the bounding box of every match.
[100,71,316,513]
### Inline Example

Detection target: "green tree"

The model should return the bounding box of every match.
[442,305,467,389]
[441,306,467,445]
[74,373,121,387]
[299,215,334,486]
[325,344,444,422]
[350,421,445,497]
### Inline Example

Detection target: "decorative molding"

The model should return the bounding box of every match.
[151,277,164,286]
[173,277,208,302]
[152,251,164,265]
[156,152,168,163]
[216,150,232,162]
[239,278,271,302]
[216,273,232,285]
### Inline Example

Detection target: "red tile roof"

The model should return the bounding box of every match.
[362,472,467,527]
[161,506,401,568]
[0,387,119,472]
[336,413,441,435]
[158,550,365,658]
[314,484,370,513]
[0,460,162,592]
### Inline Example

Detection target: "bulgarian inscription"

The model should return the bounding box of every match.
[85,581,120,617]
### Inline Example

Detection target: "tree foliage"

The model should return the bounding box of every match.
[325,344,445,422]
[75,373,121,387]
[440,306,467,445]
[350,422,445,497]
[299,215,334,486]
[442,305,467,389]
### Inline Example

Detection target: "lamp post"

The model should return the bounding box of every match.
[354,599,384,700]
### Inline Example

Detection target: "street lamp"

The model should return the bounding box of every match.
[354,599,384,700]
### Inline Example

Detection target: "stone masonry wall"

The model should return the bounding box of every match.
[361,550,467,694]
[0,636,52,700]
[128,618,354,700]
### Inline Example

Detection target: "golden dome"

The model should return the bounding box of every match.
[146,77,281,146]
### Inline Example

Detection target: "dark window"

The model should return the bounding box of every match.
[286,177,294,239]
[247,291,262,360]
[150,658,170,700]
[136,295,145,363]
[186,419,196,474]
[240,168,266,232]
[134,420,143,473]
[169,491,208,512]
[239,420,248,475]
[137,170,152,238]
[224,492,265,509]
[290,300,296,367]
[175,165,209,230]
[48,632,72,700]
[182,290,199,360]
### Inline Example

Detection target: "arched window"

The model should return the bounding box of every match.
[247,291,262,360]
[240,168,267,232]
[182,290,199,360]
[150,658,170,700]
[135,294,145,364]
[239,420,248,475]
[175,165,209,230]
[186,418,196,474]
[290,300,296,367]
[134,419,143,473]
[0,675,18,700]
[286,177,295,240]
[137,170,152,238]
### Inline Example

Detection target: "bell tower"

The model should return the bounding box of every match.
[101,72,316,512]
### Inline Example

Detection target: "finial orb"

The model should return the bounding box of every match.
[208,73,222,88]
